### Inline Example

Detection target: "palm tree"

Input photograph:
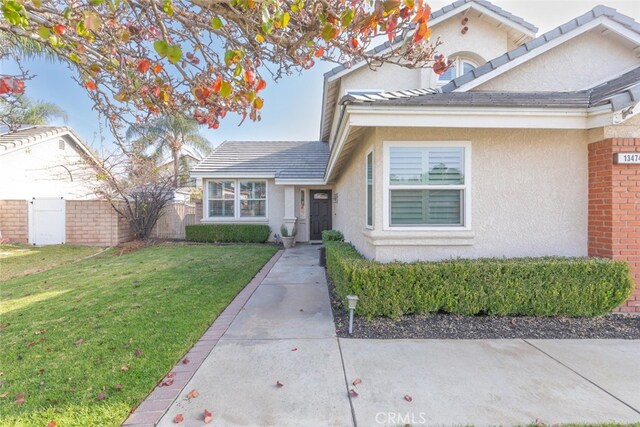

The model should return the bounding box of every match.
[0,32,58,62]
[0,96,68,130]
[126,116,211,188]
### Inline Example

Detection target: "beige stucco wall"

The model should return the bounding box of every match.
[333,130,376,259]
[0,135,98,200]
[421,15,507,87]
[332,127,590,263]
[477,28,640,92]
[605,114,640,139]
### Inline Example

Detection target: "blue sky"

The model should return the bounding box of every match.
[1,0,638,154]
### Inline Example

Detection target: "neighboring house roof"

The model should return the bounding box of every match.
[158,146,204,168]
[341,66,640,111]
[0,126,99,164]
[319,0,538,141]
[441,5,640,93]
[191,141,330,182]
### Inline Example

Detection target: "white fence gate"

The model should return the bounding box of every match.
[28,197,65,245]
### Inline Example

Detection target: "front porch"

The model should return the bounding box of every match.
[194,181,335,243]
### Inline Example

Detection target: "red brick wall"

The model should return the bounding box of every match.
[0,200,28,243]
[588,138,640,312]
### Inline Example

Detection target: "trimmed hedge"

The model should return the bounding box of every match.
[321,230,344,242]
[185,224,271,243]
[324,240,635,318]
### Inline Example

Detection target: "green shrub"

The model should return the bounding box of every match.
[324,241,635,319]
[322,230,344,242]
[280,224,297,238]
[185,224,271,243]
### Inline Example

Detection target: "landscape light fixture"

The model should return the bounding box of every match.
[346,295,359,335]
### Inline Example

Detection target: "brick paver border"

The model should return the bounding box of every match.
[122,249,284,426]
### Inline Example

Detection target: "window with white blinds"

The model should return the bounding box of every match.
[387,146,467,227]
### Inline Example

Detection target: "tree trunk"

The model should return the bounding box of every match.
[172,147,180,189]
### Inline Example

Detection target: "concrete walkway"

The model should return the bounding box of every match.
[157,245,353,426]
[147,245,640,426]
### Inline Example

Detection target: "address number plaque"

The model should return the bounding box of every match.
[614,152,640,164]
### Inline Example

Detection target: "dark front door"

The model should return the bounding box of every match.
[309,190,332,240]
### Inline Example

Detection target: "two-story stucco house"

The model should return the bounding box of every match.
[191,0,640,312]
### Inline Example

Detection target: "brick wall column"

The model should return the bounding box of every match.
[0,200,29,244]
[588,138,640,312]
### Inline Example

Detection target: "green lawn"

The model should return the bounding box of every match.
[0,243,277,426]
[0,244,104,281]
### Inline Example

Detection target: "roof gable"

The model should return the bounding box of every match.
[323,0,537,82]
[441,5,640,93]
[319,0,537,142]
[0,126,99,165]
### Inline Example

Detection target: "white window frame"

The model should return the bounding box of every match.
[437,58,477,85]
[204,179,268,221]
[365,147,374,229]
[382,141,472,231]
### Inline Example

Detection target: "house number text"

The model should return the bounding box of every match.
[614,153,640,164]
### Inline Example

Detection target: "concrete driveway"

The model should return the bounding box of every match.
[146,245,640,427]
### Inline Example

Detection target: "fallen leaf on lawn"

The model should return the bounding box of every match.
[0,391,9,398]
[167,372,176,378]
[114,384,123,391]
[120,365,129,372]
[276,380,284,388]
[291,348,297,352]
[74,339,84,346]
[38,337,46,343]
[35,329,47,335]
[186,389,199,399]
[182,358,190,365]
[203,409,213,424]
[352,378,362,386]
[349,388,359,397]
[404,394,412,402]
[173,414,184,423]
[96,391,107,401]
[0,372,3,376]
[47,421,56,427]
[160,379,174,387]
[15,392,25,405]
[37,368,45,376]
[26,341,36,347]
[134,349,142,357]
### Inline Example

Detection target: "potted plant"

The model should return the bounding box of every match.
[280,224,297,249]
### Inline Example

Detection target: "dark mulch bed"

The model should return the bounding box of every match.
[327,276,640,340]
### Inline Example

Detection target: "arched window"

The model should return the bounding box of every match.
[438,58,477,84]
